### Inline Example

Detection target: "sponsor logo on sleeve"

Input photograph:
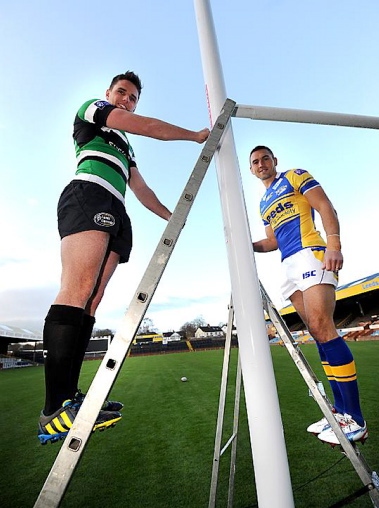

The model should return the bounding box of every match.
[94,212,116,227]
[294,169,306,175]
[94,100,111,109]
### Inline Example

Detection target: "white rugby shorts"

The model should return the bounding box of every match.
[281,248,338,300]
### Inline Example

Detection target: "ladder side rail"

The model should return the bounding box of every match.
[260,283,379,505]
[34,99,236,508]
[227,353,242,508]
[208,296,234,508]
[260,285,323,388]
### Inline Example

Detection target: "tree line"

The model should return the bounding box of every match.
[94,316,221,340]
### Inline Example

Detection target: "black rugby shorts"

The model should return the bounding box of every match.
[57,180,132,263]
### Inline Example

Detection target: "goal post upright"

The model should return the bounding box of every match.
[194,1,295,507]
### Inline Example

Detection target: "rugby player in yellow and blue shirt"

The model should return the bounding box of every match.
[249,145,367,445]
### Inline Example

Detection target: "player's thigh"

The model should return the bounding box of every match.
[303,283,335,311]
[289,290,307,325]
[60,230,110,286]
[302,283,336,334]
[86,250,120,314]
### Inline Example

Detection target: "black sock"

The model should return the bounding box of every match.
[43,304,84,415]
[70,314,96,395]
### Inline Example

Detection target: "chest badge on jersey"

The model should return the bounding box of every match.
[94,212,116,227]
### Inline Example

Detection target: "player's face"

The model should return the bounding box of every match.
[250,149,277,186]
[106,80,139,112]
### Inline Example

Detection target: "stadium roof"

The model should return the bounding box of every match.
[280,272,379,316]
[0,324,42,341]
[335,273,379,300]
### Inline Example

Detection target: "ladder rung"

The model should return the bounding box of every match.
[220,433,237,456]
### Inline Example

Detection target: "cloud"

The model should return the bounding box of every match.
[0,244,61,291]
[0,286,58,332]
[0,257,27,267]
[149,294,225,312]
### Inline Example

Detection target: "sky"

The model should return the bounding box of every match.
[1,0,378,336]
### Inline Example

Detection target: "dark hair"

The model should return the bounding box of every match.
[109,71,143,97]
[249,145,275,159]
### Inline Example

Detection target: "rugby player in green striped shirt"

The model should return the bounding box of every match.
[38,71,209,444]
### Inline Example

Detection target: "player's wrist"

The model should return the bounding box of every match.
[326,236,341,251]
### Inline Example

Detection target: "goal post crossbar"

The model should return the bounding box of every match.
[233,104,379,130]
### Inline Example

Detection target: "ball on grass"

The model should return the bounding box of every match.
[181,376,188,382]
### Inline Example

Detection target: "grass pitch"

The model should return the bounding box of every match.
[0,341,378,507]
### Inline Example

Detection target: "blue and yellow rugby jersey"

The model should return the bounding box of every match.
[73,99,137,203]
[260,169,327,261]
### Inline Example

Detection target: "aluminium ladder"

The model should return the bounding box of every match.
[208,297,242,508]
[259,282,379,508]
[209,285,379,507]
[33,98,236,508]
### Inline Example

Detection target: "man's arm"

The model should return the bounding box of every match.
[305,186,343,271]
[106,108,209,143]
[128,166,172,221]
[253,225,278,252]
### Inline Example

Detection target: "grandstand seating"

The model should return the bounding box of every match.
[164,341,190,352]
[127,337,239,356]
[14,349,44,364]
[336,313,355,329]
[130,340,198,356]
[342,329,373,341]
[86,338,109,354]
[0,355,35,369]
[189,337,238,350]
[130,342,163,355]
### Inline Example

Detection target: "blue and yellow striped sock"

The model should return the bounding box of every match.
[316,341,343,414]
[322,337,364,426]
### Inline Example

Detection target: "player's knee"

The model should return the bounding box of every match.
[307,318,336,342]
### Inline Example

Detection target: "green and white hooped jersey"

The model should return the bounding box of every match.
[73,99,137,203]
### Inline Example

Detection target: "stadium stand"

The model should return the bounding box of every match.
[1,273,378,366]
[280,273,379,332]
[0,324,41,355]
[190,338,218,350]
[163,341,190,353]
[131,341,163,355]
[189,337,238,350]
[129,340,192,356]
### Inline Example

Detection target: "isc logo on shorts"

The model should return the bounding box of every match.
[93,212,116,227]
[302,270,316,279]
